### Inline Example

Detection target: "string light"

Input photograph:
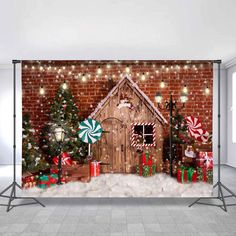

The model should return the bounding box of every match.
[141,73,146,81]
[39,86,45,95]
[125,65,130,73]
[62,81,68,90]
[81,74,87,82]
[160,80,165,88]
[183,84,188,93]
[106,64,111,69]
[97,66,102,75]
[205,86,210,94]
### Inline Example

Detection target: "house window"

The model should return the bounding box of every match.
[233,73,236,143]
[131,123,156,147]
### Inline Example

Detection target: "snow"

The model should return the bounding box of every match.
[22,173,213,198]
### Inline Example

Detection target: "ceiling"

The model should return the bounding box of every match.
[0,0,236,64]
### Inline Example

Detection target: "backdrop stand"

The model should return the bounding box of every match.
[0,60,45,212]
[189,60,236,212]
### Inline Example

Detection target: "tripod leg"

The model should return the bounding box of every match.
[15,182,45,207]
[213,183,218,188]
[32,198,45,207]
[219,184,227,212]
[16,182,22,190]
[6,185,15,212]
[0,183,13,196]
[189,198,201,207]
[221,183,236,198]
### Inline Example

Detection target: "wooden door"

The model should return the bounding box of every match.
[98,118,126,173]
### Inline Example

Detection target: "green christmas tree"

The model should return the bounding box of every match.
[40,85,87,162]
[22,114,49,173]
[172,109,194,144]
[163,109,194,162]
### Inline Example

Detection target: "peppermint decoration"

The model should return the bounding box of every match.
[78,118,103,144]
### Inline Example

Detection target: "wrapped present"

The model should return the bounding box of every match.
[52,152,72,166]
[90,161,100,177]
[177,166,188,183]
[141,164,156,177]
[197,167,207,182]
[206,169,213,184]
[22,173,39,184]
[141,151,152,165]
[197,151,213,169]
[23,181,37,189]
[187,167,197,183]
[37,174,58,189]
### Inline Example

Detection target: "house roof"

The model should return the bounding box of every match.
[89,75,168,124]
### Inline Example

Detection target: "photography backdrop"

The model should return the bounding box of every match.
[21,60,213,197]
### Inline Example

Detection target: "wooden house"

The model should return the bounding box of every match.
[89,76,167,173]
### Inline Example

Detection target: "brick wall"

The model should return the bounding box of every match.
[22,60,213,135]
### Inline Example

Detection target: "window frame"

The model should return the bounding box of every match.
[131,123,156,147]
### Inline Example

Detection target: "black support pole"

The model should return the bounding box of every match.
[189,60,236,212]
[0,60,45,212]
[169,94,173,177]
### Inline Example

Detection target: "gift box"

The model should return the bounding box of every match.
[22,173,39,189]
[90,161,100,177]
[197,167,207,182]
[23,181,37,189]
[141,152,152,165]
[140,164,156,177]
[196,151,213,169]
[177,166,188,183]
[187,167,197,183]
[37,174,58,189]
[52,152,72,166]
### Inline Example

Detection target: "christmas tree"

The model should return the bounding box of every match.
[163,109,194,163]
[22,114,49,173]
[40,84,87,162]
[172,109,194,144]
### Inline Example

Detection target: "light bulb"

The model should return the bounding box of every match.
[39,66,43,71]
[205,86,210,94]
[62,81,68,90]
[39,86,45,95]
[97,67,102,75]
[107,64,111,69]
[82,74,87,82]
[125,65,130,73]
[141,73,146,81]
[160,80,165,88]
[183,85,188,93]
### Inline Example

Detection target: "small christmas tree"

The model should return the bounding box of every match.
[22,114,49,173]
[163,109,194,164]
[40,85,87,162]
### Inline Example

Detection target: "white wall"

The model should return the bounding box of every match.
[0,62,227,165]
[0,65,22,165]
[226,61,236,167]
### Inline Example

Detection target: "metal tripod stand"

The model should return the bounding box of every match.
[0,60,45,212]
[189,60,236,212]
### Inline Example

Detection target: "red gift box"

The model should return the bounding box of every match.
[90,161,100,177]
[53,152,72,166]
[177,169,188,183]
[192,170,197,183]
[197,152,213,169]
[141,152,152,165]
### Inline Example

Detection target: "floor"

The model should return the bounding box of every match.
[0,165,236,236]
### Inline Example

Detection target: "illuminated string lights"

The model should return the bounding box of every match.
[62,81,68,90]
[39,86,45,95]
